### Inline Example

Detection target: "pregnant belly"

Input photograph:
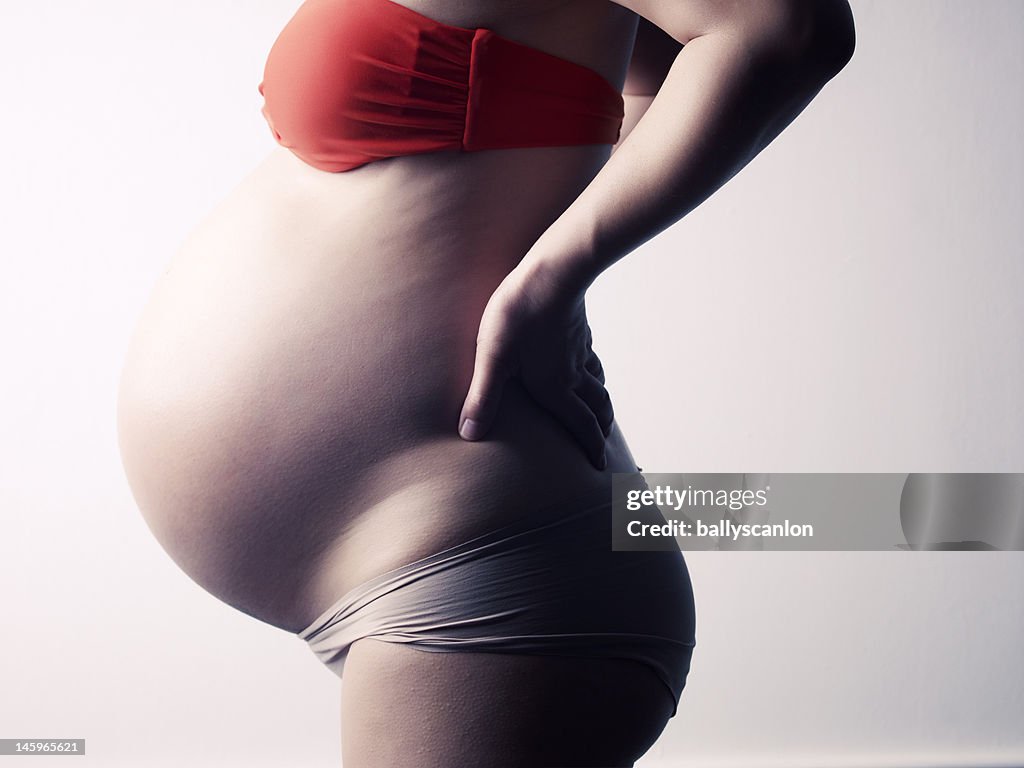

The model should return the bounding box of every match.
[116,148,629,631]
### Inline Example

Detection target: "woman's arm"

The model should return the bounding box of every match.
[613,17,684,151]
[458,0,855,466]
[537,0,856,295]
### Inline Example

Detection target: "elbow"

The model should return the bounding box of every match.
[788,0,857,80]
[805,0,856,79]
[755,0,856,82]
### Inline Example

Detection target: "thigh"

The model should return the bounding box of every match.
[340,639,675,768]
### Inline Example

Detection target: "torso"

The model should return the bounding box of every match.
[116,0,641,632]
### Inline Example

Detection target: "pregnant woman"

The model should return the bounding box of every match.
[116,1,854,765]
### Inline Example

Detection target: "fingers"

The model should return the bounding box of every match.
[459,347,511,442]
[532,387,608,470]
[574,371,615,437]
[584,351,605,385]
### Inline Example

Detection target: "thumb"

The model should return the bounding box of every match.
[459,347,510,441]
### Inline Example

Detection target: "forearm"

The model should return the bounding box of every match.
[524,5,854,296]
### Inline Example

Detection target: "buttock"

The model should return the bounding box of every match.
[298,498,697,716]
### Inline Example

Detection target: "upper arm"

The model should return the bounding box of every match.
[611,0,855,70]
[609,0,798,45]
[623,17,683,96]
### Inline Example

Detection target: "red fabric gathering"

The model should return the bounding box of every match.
[258,0,625,172]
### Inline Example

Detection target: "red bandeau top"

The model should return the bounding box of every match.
[258,0,625,172]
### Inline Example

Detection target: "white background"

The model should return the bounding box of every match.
[2,1,1022,766]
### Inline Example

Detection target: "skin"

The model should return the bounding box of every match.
[460,0,858,462]
[116,0,854,765]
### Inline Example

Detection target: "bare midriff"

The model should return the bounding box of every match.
[116,0,641,633]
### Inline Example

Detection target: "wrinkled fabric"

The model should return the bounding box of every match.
[298,501,696,716]
[258,0,624,172]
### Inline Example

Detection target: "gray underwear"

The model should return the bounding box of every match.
[297,500,696,715]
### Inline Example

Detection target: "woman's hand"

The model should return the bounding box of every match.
[458,259,613,470]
